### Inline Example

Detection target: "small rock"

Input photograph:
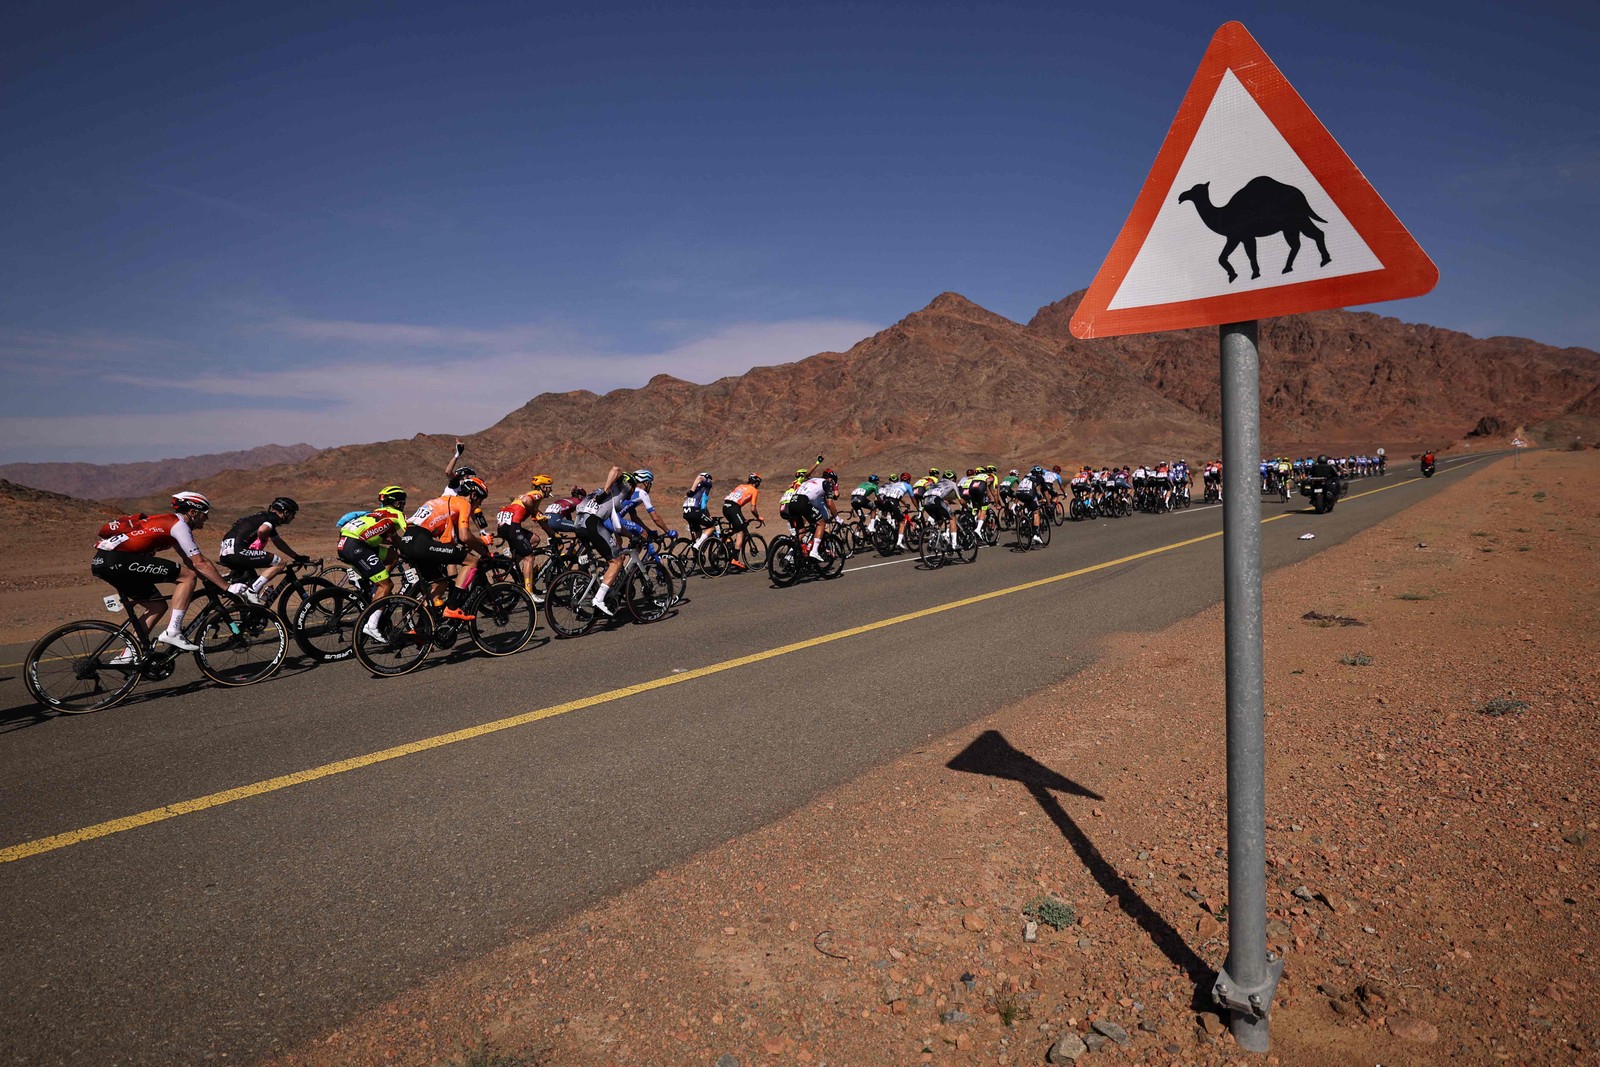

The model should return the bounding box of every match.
[1291,885,1315,901]
[1138,1019,1160,1033]
[1083,1033,1108,1053]
[1388,1015,1440,1043]
[1197,1013,1226,1038]
[963,913,987,932]
[1091,1019,1132,1046]
[1137,851,1151,861]
[717,1055,740,1067]
[1023,920,1039,943]
[1564,829,1590,846]
[1195,915,1222,940]
[1076,937,1093,950]
[1266,918,1293,938]
[1045,1032,1088,1063]
[941,1010,976,1025]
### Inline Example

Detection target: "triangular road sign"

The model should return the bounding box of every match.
[1070,22,1437,339]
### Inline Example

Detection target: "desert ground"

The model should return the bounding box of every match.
[234,451,1599,1066]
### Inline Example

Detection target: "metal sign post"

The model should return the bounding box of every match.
[1213,320,1281,1051]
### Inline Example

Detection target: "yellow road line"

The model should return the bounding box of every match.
[0,458,1488,864]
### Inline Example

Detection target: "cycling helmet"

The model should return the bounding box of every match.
[966,468,975,476]
[530,474,554,489]
[460,476,488,499]
[697,471,711,481]
[797,468,809,479]
[570,486,586,498]
[898,472,911,482]
[986,465,997,474]
[269,496,299,515]
[1317,454,1329,463]
[171,490,211,514]
[1009,469,1019,476]
[378,485,408,507]
[633,469,654,485]
[928,467,940,477]
[749,473,763,486]
[943,470,955,479]
[868,474,879,483]
[1052,465,1062,473]
[1031,466,1044,476]
[821,468,838,483]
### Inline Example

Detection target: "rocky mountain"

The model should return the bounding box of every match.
[1031,292,1600,449]
[169,290,1600,506]
[0,443,320,501]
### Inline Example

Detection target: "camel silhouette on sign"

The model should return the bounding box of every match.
[1177,176,1332,283]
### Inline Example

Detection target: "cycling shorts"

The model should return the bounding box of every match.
[338,537,394,584]
[962,484,987,506]
[682,506,713,535]
[499,523,537,560]
[923,496,951,522]
[781,495,818,525]
[219,549,277,577]
[577,514,617,563]
[721,500,749,534]
[850,495,875,512]
[400,528,466,582]
[92,551,180,602]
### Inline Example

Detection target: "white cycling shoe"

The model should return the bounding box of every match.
[157,630,200,652]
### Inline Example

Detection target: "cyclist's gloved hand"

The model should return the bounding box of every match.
[667,529,679,539]
[294,554,311,564]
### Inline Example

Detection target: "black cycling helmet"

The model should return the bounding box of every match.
[748,473,763,486]
[570,486,586,498]
[1317,454,1329,463]
[868,474,879,483]
[269,496,299,516]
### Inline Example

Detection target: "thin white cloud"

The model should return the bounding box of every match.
[0,317,879,462]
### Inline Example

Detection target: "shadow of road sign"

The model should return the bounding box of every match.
[948,730,1212,989]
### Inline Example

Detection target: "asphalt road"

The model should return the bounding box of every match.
[0,455,1492,1065]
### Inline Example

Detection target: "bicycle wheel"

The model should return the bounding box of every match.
[626,559,675,622]
[820,533,847,578]
[544,569,600,637]
[700,537,731,577]
[24,620,143,713]
[919,524,944,568]
[271,576,325,634]
[872,520,897,556]
[293,585,362,662]
[741,533,769,569]
[767,537,801,587]
[1037,515,1053,546]
[192,602,288,687]
[470,584,536,656]
[958,521,981,563]
[1015,511,1034,550]
[352,596,434,675]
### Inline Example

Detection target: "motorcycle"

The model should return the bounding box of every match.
[1299,474,1341,514]
[1421,458,1436,478]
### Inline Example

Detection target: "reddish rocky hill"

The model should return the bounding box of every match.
[180,290,1600,507]
[1030,292,1600,451]
[0,443,320,501]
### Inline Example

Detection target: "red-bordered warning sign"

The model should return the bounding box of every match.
[1070,22,1437,339]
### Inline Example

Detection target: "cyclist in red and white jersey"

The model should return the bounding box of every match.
[91,491,231,651]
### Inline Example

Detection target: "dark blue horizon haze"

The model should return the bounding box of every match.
[3,0,1596,461]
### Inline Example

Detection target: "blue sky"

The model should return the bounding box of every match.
[3,0,1596,463]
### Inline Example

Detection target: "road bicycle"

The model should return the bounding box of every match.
[917,509,980,569]
[1011,499,1053,551]
[1203,479,1221,504]
[25,584,289,713]
[766,526,846,587]
[543,534,678,636]
[351,560,537,676]
[668,518,768,578]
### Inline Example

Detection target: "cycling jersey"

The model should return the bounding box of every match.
[95,513,201,557]
[497,490,545,529]
[724,483,759,508]
[219,511,278,559]
[682,477,712,512]
[341,508,405,543]
[410,495,474,542]
[851,481,878,501]
[615,486,657,521]
[879,480,912,501]
[924,478,958,502]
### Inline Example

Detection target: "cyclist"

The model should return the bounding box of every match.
[780,469,837,561]
[1042,465,1065,510]
[682,472,716,553]
[496,476,553,593]
[922,470,962,547]
[721,474,764,572]
[876,473,914,551]
[92,491,231,652]
[849,474,880,532]
[218,496,307,604]
[958,468,991,529]
[587,469,674,616]
[404,476,492,621]
[1013,467,1046,544]
[999,468,1020,502]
